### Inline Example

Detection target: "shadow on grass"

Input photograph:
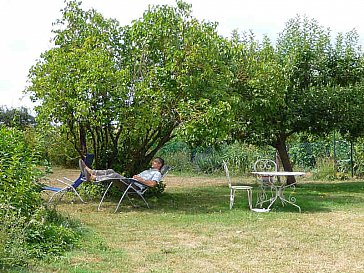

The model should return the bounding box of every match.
[90,180,364,214]
[296,181,364,212]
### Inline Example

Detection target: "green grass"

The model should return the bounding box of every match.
[22,171,364,272]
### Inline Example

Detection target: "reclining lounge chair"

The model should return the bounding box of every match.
[97,165,171,212]
[41,154,94,203]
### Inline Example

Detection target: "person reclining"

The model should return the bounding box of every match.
[79,157,164,187]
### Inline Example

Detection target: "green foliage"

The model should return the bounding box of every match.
[157,136,364,180]
[78,182,106,199]
[157,141,193,172]
[24,209,81,259]
[0,126,43,216]
[311,159,336,181]
[0,106,36,128]
[25,1,364,179]
[37,125,78,167]
[228,15,364,176]
[0,205,81,269]
[26,0,233,177]
[158,140,276,175]
[353,138,364,178]
[0,126,81,269]
[193,149,223,174]
[146,180,167,197]
[289,141,331,169]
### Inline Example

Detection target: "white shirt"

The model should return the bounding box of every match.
[138,168,162,183]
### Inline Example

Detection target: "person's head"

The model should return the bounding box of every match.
[152,157,164,170]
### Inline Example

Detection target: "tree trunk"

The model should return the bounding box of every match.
[79,123,87,157]
[274,134,295,184]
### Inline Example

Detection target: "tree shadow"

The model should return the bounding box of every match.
[296,181,364,212]
[99,181,364,214]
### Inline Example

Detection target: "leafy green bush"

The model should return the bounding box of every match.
[353,138,364,177]
[78,182,106,200]
[311,158,336,180]
[194,148,223,174]
[0,126,81,270]
[146,180,167,197]
[0,127,44,216]
[157,136,364,179]
[157,141,193,172]
[28,125,79,167]
[157,140,276,175]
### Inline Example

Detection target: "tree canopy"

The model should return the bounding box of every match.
[228,16,364,180]
[25,1,364,176]
[26,0,233,175]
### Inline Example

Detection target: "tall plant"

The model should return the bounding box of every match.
[0,126,80,268]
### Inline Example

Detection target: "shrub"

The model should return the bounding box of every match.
[311,158,336,180]
[146,180,167,197]
[0,126,81,270]
[157,141,193,172]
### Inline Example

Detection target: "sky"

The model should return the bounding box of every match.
[1,0,364,110]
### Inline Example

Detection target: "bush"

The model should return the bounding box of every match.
[30,125,79,167]
[0,126,81,270]
[311,158,336,180]
[157,140,276,175]
[146,180,167,197]
[157,141,193,172]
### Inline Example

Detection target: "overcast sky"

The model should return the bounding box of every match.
[1,0,364,109]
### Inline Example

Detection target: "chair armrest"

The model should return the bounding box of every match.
[55,178,74,188]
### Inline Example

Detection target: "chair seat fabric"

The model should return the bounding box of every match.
[41,154,94,203]
[42,186,64,192]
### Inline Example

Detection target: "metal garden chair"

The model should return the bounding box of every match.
[97,165,171,212]
[253,158,277,208]
[222,160,252,210]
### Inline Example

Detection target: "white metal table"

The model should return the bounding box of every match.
[252,171,305,212]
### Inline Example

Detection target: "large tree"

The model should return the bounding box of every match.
[26,0,232,175]
[230,16,364,182]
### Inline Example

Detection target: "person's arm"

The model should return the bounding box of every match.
[132,175,157,187]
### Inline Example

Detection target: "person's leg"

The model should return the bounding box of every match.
[92,169,118,176]
[80,160,124,181]
[92,169,125,182]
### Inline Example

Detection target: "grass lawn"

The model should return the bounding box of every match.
[27,168,364,273]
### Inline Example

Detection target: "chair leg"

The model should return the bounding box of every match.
[48,192,59,203]
[98,181,114,211]
[126,194,137,207]
[247,189,253,210]
[48,189,67,203]
[230,188,235,209]
[114,183,133,213]
[70,187,86,203]
[137,192,150,209]
[126,191,150,209]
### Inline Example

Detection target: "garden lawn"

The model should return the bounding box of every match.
[28,168,364,273]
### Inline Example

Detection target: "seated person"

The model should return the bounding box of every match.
[79,157,164,187]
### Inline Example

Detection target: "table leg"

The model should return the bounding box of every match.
[276,184,301,212]
[256,183,274,208]
[264,185,301,212]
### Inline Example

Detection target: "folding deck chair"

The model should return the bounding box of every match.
[41,154,94,203]
[97,165,171,212]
